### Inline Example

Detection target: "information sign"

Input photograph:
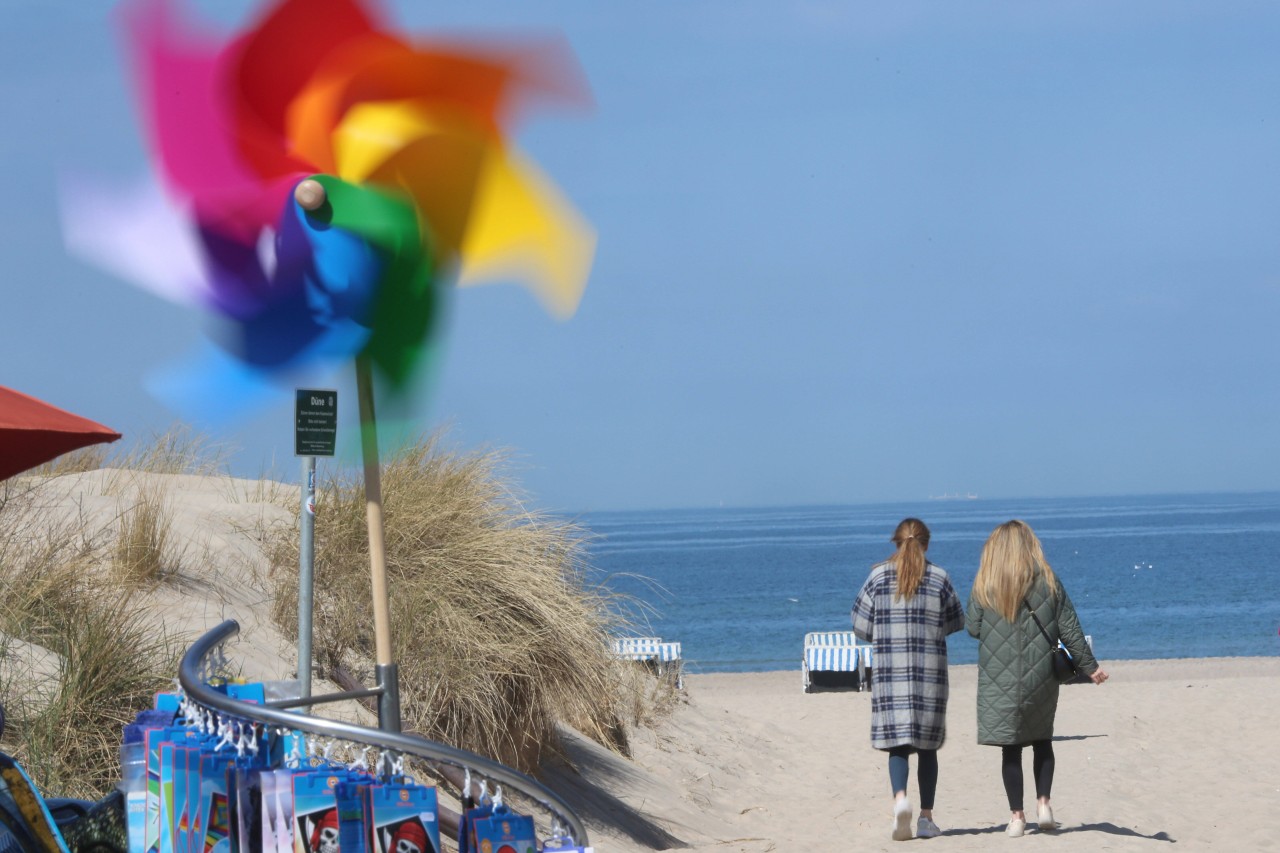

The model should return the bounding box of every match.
[295,389,337,456]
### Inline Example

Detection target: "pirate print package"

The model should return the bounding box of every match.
[469,811,536,853]
[460,803,550,853]
[292,769,360,853]
[367,780,441,853]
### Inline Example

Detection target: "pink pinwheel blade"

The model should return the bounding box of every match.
[119,0,297,240]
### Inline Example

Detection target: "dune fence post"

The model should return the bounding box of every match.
[356,354,401,733]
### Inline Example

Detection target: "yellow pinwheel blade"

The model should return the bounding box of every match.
[332,99,593,318]
[458,146,594,319]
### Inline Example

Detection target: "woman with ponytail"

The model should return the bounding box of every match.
[851,518,965,841]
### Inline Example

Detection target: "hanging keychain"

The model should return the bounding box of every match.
[467,784,538,853]
[348,746,372,774]
[458,779,493,853]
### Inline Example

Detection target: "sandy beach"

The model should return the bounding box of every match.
[8,470,1279,852]
[576,658,1280,852]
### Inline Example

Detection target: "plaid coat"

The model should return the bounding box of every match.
[851,560,965,750]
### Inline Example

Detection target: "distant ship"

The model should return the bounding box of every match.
[928,492,979,501]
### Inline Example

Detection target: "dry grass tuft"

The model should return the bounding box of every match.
[123,423,228,475]
[112,483,180,586]
[0,422,222,796]
[31,446,111,477]
[267,434,655,773]
[0,482,177,798]
[611,657,684,731]
[102,424,228,496]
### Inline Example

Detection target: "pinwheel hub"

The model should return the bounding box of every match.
[294,178,327,211]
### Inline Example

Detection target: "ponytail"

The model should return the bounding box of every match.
[890,517,931,601]
[895,539,926,601]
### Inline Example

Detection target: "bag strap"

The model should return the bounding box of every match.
[1023,599,1056,648]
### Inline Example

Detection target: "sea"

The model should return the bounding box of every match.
[579,491,1280,673]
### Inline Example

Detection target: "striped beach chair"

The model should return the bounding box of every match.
[656,641,684,689]
[802,631,869,693]
[611,636,684,689]
[611,636,663,661]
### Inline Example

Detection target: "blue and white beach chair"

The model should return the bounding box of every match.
[610,637,664,661]
[611,637,684,689]
[802,631,870,693]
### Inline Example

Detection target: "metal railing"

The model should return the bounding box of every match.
[178,619,588,846]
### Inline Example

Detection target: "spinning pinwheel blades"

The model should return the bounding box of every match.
[62,0,595,688]
[65,0,594,414]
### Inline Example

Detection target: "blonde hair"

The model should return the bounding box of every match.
[890,518,930,601]
[972,519,1061,622]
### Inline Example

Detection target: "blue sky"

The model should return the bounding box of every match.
[3,1,1279,512]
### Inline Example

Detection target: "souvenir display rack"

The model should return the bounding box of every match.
[179,619,589,849]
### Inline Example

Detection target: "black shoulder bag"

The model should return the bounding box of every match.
[1024,600,1080,684]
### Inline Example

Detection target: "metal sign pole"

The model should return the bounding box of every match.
[298,454,316,707]
[295,388,337,712]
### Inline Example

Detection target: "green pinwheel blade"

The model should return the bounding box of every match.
[310,174,440,392]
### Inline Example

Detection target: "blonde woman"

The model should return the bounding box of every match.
[851,518,965,841]
[966,520,1109,838]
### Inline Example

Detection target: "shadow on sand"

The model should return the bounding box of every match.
[944,823,1174,842]
[540,725,689,850]
[941,826,1008,836]
[1057,822,1176,842]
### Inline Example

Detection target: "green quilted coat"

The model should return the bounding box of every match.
[965,575,1098,745]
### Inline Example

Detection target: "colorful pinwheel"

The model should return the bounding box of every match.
[62,0,595,715]
[64,0,594,420]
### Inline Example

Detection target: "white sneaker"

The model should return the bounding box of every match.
[892,798,913,841]
[916,816,942,838]
[1006,818,1026,838]
[1037,803,1055,831]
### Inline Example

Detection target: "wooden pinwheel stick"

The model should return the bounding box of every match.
[357,342,400,731]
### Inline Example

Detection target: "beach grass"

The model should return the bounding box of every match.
[29,445,111,477]
[0,477,177,798]
[266,433,661,772]
[0,425,673,801]
[107,423,228,477]
[111,481,179,586]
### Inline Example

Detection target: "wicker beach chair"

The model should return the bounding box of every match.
[802,631,868,693]
[611,637,684,689]
[610,637,663,661]
[655,641,684,690]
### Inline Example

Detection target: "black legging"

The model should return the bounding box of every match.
[1001,740,1055,811]
[888,746,939,810]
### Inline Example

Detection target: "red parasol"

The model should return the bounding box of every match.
[0,385,122,481]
